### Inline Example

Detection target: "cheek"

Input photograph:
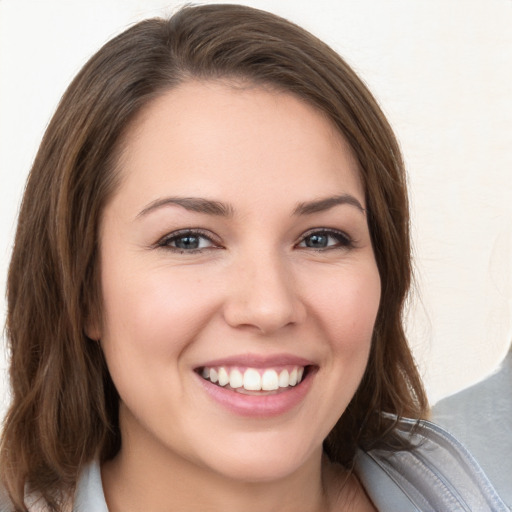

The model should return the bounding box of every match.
[97,263,224,430]
[98,260,221,361]
[300,262,380,437]
[308,262,381,350]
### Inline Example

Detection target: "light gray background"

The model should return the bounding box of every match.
[1,0,511,416]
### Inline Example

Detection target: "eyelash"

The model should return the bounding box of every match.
[155,229,220,253]
[155,228,354,253]
[296,228,354,251]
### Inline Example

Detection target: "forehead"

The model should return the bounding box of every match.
[112,80,364,212]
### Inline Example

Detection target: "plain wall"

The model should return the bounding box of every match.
[1,0,511,415]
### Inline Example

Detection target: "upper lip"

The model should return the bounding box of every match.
[196,353,315,369]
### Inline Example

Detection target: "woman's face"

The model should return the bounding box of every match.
[93,81,381,482]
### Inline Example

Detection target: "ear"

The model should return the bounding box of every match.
[84,310,102,341]
[85,325,101,342]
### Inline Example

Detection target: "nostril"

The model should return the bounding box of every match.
[221,271,306,334]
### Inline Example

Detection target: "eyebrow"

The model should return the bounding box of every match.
[137,197,234,218]
[293,194,366,215]
[136,193,365,219]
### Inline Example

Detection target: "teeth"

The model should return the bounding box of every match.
[243,369,261,390]
[218,367,229,387]
[278,369,289,388]
[201,365,306,391]
[261,370,278,391]
[229,369,243,389]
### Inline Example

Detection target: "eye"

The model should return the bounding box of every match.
[156,229,219,252]
[297,229,353,250]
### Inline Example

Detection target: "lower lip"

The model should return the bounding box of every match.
[196,370,315,417]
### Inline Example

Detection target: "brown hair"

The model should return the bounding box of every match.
[1,4,428,510]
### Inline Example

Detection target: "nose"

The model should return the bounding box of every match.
[222,252,306,335]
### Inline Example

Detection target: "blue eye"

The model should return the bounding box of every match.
[298,230,353,250]
[157,230,217,252]
[173,234,203,250]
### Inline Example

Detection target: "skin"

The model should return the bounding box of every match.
[90,81,380,511]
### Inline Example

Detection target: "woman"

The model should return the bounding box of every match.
[0,4,507,511]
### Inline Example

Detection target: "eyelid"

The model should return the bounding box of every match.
[154,228,222,251]
[295,227,355,249]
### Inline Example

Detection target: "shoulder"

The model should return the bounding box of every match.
[0,485,13,512]
[354,418,510,512]
[0,486,70,512]
[0,461,103,512]
[73,460,108,512]
[432,350,512,505]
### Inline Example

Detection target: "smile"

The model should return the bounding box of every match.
[200,366,305,392]
[195,355,316,417]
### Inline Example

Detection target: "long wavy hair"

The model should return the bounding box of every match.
[1,4,428,510]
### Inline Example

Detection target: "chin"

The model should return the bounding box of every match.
[212,455,306,483]
[196,431,320,483]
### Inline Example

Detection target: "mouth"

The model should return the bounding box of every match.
[196,365,312,395]
[194,354,317,417]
